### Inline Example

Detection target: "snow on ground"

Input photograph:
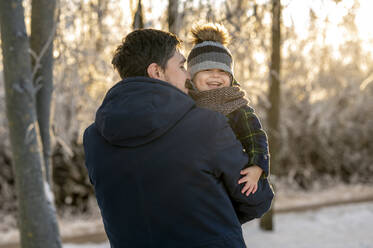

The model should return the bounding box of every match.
[242,202,373,248]
[64,244,108,248]
[64,201,373,248]
[63,243,110,248]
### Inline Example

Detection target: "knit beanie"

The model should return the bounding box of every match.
[187,23,234,83]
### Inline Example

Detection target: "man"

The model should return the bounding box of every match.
[83,29,273,248]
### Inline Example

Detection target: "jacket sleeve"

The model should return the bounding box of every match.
[208,113,274,224]
[227,105,270,178]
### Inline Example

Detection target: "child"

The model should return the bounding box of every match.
[187,23,270,196]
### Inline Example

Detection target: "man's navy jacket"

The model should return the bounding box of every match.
[83,77,274,248]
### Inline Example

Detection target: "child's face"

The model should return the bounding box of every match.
[193,69,231,91]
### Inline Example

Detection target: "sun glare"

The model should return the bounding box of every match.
[118,0,372,56]
[283,0,373,54]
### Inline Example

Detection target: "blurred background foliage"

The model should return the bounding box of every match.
[0,0,372,216]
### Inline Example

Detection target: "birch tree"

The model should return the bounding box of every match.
[0,0,62,247]
[30,0,57,186]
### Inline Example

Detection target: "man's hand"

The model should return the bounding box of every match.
[238,165,263,196]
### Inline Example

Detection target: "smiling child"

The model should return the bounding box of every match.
[187,23,270,196]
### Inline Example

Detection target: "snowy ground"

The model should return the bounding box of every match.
[64,201,373,248]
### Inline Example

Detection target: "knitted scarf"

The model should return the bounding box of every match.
[186,80,248,116]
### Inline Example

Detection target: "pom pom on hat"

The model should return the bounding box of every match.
[191,23,230,46]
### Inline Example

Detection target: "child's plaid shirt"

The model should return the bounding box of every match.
[227,105,270,177]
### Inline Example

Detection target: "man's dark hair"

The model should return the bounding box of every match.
[112,29,181,79]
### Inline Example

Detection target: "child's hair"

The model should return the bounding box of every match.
[187,23,234,82]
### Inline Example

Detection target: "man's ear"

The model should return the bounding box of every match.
[147,63,164,80]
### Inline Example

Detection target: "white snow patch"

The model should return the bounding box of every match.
[44,181,55,203]
[64,243,109,248]
[63,202,373,248]
[242,202,373,248]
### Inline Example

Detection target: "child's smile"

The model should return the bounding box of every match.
[205,80,224,89]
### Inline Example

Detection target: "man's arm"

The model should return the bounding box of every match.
[208,113,274,224]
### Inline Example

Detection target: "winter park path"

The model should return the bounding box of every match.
[1,184,373,248]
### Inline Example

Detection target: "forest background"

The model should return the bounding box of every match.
[0,0,372,244]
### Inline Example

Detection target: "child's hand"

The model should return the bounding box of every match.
[238,165,263,196]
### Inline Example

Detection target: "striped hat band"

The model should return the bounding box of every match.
[187,41,234,81]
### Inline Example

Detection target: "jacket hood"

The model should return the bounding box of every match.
[95,77,195,147]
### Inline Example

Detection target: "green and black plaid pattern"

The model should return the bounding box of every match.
[187,41,234,80]
[227,105,270,178]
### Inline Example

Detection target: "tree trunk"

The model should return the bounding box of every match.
[168,0,180,35]
[95,0,109,53]
[132,0,144,30]
[0,1,62,247]
[260,0,281,231]
[30,0,57,186]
